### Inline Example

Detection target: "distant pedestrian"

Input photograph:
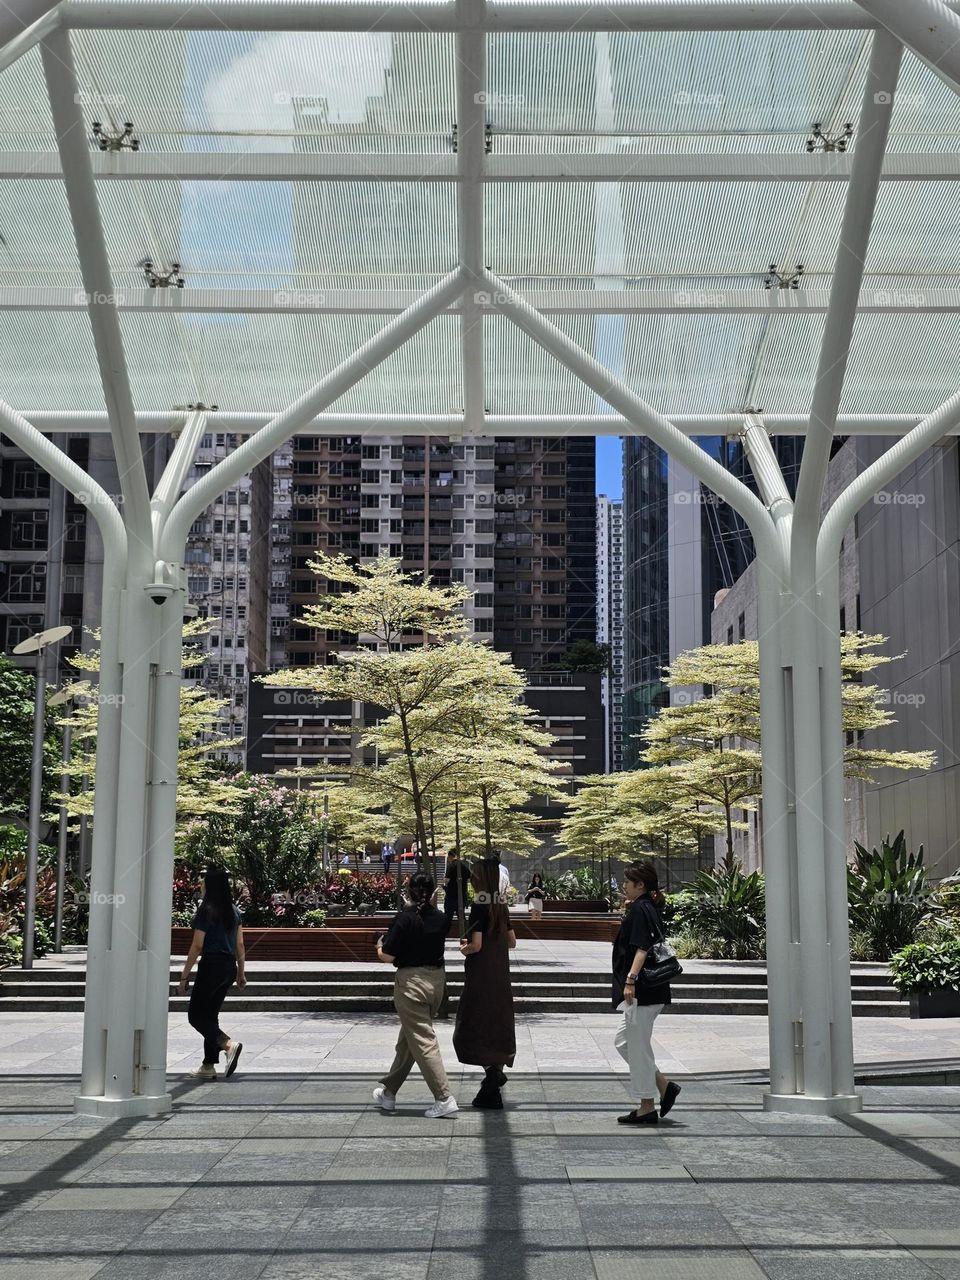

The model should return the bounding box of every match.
[454,857,517,1109]
[442,848,471,936]
[178,868,245,1080]
[525,872,545,921]
[374,871,459,1119]
[612,861,680,1126]
[381,842,395,875]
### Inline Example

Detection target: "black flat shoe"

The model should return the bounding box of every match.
[660,1081,681,1118]
[472,1085,504,1110]
[486,1069,507,1088]
[617,1109,658,1125]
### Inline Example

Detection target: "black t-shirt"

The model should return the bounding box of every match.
[466,903,490,936]
[382,905,447,969]
[191,903,241,957]
[444,861,471,891]
[611,897,672,1008]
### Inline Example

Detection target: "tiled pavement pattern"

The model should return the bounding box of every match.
[1,1072,960,1279]
[3,1007,960,1079]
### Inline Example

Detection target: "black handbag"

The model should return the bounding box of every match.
[638,902,683,988]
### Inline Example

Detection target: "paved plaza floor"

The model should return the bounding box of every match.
[1,1070,960,1280]
[3,944,960,1277]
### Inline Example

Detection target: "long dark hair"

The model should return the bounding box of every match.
[471,858,509,938]
[201,867,235,929]
[408,871,435,915]
[528,873,544,888]
[624,861,665,909]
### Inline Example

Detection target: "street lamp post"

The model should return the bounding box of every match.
[48,681,85,953]
[12,624,72,969]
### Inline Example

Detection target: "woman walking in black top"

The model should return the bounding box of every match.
[179,868,245,1080]
[454,857,517,1110]
[612,862,680,1125]
[374,872,459,1118]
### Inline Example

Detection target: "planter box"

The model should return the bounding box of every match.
[909,988,960,1019]
[543,899,609,914]
[171,912,619,961]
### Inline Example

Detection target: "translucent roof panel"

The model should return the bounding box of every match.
[1,20,959,420]
[0,180,457,292]
[0,311,462,413]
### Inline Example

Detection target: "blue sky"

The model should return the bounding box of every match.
[596,436,623,500]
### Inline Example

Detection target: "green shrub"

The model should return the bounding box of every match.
[848,930,875,961]
[671,863,766,959]
[542,867,611,903]
[171,909,196,928]
[301,909,327,928]
[889,939,960,995]
[847,831,934,960]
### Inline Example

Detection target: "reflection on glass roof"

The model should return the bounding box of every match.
[0,22,959,416]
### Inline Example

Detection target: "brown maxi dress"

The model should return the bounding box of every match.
[453,903,516,1068]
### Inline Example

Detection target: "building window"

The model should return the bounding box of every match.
[727,625,734,645]
[738,612,746,640]
[63,569,84,595]
[12,461,50,499]
[1,568,45,603]
[11,510,48,550]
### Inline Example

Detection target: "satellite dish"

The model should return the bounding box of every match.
[48,681,86,707]
[12,624,73,656]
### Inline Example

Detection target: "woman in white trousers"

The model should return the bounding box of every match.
[612,862,681,1126]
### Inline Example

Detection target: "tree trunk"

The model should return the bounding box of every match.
[480,787,493,858]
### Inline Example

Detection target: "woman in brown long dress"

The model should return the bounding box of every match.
[453,856,517,1109]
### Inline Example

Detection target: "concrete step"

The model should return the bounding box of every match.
[0,990,910,1016]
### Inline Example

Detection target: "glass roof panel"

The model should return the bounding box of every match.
[70,30,456,153]
[0,22,958,419]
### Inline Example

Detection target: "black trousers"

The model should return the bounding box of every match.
[188,954,237,1064]
[443,896,465,937]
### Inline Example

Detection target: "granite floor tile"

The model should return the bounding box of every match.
[591,1248,768,1279]
[753,1248,945,1279]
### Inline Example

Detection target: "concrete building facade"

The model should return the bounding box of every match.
[596,494,625,771]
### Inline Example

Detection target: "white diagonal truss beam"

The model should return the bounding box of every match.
[856,0,960,94]
[40,26,152,556]
[793,30,903,544]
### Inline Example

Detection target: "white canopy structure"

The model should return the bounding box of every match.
[2,0,960,1116]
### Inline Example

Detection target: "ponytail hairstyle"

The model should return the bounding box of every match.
[624,860,665,909]
[408,870,436,915]
[201,866,235,930]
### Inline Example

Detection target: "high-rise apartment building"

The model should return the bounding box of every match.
[182,429,271,762]
[596,495,624,771]
[284,433,595,673]
[623,435,802,766]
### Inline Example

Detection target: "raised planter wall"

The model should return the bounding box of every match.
[542,899,610,914]
[171,914,618,962]
[909,988,960,1019]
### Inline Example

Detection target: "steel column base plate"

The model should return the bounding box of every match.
[763,1091,863,1116]
[73,1092,172,1119]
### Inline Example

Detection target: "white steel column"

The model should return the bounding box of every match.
[782,29,901,1108]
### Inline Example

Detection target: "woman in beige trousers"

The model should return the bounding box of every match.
[373,871,459,1119]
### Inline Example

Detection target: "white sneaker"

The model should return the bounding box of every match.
[372,1086,396,1113]
[188,1064,217,1080]
[424,1096,459,1119]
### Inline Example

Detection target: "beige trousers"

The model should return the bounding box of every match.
[381,966,451,1101]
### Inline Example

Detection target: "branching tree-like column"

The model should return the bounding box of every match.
[479,25,960,1115]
